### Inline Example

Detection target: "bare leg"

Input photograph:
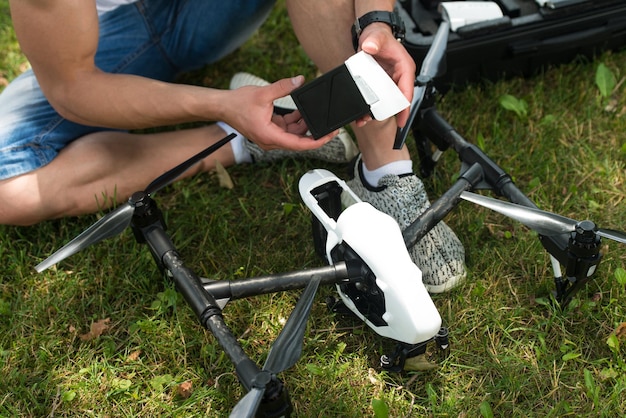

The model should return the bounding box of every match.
[0,124,235,226]
[286,0,411,171]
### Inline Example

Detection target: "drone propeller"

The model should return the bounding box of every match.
[395,20,450,149]
[460,191,626,244]
[230,275,322,418]
[35,133,236,273]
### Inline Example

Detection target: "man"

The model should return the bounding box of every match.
[0,0,465,292]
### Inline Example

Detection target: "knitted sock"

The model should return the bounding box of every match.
[216,121,252,164]
[361,159,413,187]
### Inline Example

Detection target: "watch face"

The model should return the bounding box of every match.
[290,64,370,139]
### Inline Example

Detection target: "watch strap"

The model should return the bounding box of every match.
[351,9,406,51]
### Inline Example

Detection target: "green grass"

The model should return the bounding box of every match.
[2,2,626,417]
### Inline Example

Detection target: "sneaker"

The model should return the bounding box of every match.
[243,129,358,164]
[346,155,466,293]
[230,72,359,164]
[230,72,298,111]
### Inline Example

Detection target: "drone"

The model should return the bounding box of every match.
[35,20,625,418]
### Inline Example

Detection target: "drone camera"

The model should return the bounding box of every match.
[309,180,344,259]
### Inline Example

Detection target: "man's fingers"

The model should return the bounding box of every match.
[396,108,410,129]
[283,109,303,124]
[259,128,336,151]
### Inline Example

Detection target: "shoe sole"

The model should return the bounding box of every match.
[424,272,466,294]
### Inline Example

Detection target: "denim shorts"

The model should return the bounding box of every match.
[0,0,274,180]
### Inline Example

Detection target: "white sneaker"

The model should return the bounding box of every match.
[229,72,359,164]
[230,72,298,111]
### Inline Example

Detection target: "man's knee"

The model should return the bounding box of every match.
[0,175,47,226]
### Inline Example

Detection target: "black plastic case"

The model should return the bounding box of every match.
[400,0,626,86]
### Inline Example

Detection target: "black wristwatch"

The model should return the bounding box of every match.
[351,9,406,51]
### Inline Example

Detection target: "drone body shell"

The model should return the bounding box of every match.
[299,169,442,344]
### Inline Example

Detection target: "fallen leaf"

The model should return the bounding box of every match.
[80,318,110,341]
[604,98,618,113]
[403,354,439,371]
[176,380,193,399]
[615,322,626,340]
[215,160,234,189]
[367,368,379,385]
[127,350,142,362]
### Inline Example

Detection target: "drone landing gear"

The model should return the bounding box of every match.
[380,327,450,372]
[545,220,603,307]
[325,295,450,373]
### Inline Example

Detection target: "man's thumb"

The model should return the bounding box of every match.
[271,75,305,98]
[361,32,383,55]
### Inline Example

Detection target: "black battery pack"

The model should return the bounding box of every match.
[290,64,370,139]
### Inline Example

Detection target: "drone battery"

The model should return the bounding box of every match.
[291,51,410,139]
[399,0,626,87]
[290,64,370,139]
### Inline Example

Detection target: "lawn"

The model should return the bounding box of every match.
[1,1,626,417]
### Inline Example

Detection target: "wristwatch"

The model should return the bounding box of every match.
[351,9,406,51]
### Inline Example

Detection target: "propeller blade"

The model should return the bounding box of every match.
[36,133,236,273]
[461,192,626,245]
[145,133,236,195]
[420,20,450,80]
[229,387,264,418]
[394,21,450,150]
[264,274,321,374]
[35,203,134,272]
[460,191,577,236]
[229,276,321,417]
[394,85,426,149]
[597,229,626,245]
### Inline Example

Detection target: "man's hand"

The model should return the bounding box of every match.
[222,76,338,151]
[356,22,416,129]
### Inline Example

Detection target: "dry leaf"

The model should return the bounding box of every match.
[403,354,439,371]
[367,368,379,385]
[604,98,618,113]
[176,380,193,399]
[80,318,110,341]
[127,350,142,362]
[615,322,626,340]
[215,160,234,189]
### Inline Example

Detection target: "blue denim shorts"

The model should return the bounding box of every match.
[0,0,274,180]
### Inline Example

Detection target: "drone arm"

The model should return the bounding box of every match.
[418,107,573,255]
[497,181,571,264]
[203,260,364,301]
[414,107,603,306]
[138,222,264,394]
[421,108,514,190]
[403,162,483,249]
